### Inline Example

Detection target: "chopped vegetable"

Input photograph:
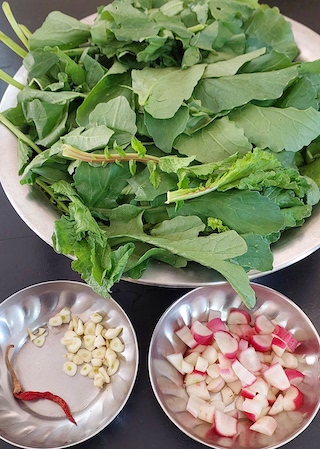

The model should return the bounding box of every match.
[166,306,306,437]
[1,0,320,307]
[5,344,76,425]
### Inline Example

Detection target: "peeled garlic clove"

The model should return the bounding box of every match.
[80,363,93,376]
[93,372,106,388]
[33,334,46,347]
[63,361,77,377]
[64,330,76,340]
[109,337,124,353]
[94,334,105,348]
[59,307,71,316]
[28,328,37,341]
[103,327,123,340]
[48,315,63,327]
[73,353,84,365]
[84,321,96,335]
[90,312,103,324]
[66,336,82,354]
[98,367,110,384]
[105,348,117,366]
[92,347,106,359]
[37,327,47,336]
[88,367,100,379]
[65,352,74,361]
[91,357,103,367]
[95,323,104,336]
[83,334,95,350]
[107,358,120,376]
[76,319,84,336]
[77,348,92,363]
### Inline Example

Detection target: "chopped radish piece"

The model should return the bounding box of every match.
[284,368,305,386]
[191,320,214,345]
[166,352,184,374]
[207,376,225,392]
[195,355,209,373]
[238,347,262,373]
[184,370,206,386]
[186,381,211,401]
[198,402,216,423]
[254,314,275,335]
[232,359,257,387]
[214,330,239,359]
[268,393,284,415]
[283,385,304,411]
[272,325,300,352]
[207,317,228,334]
[163,305,305,439]
[281,352,299,369]
[201,345,218,364]
[186,394,206,418]
[263,363,291,391]
[221,385,235,406]
[271,336,287,357]
[227,308,251,325]
[214,409,238,437]
[228,324,256,341]
[250,416,278,436]
[250,334,272,352]
[175,325,198,348]
[218,366,238,383]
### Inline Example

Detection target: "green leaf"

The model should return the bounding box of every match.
[144,105,189,153]
[29,11,91,50]
[230,104,320,152]
[62,125,114,152]
[132,65,206,119]
[174,116,252,163]
[168,190,284,235]
[194,66,298,113]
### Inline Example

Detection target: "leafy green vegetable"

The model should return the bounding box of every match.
[1,0,320,308]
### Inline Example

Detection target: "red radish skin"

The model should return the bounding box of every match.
[250,334,273,352]
[214,330,239,359]
[271,336,287,357]
[207,317,228,334]
[191,320,214,345]
[283,385,304,411]
[254,314,275,334]
[227,308,251,325]
[272,325,300,352]
[228,324,256,341]
[284,368,305,386]
[184,370,206,386]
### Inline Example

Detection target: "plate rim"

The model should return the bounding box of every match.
[1,16,320,287]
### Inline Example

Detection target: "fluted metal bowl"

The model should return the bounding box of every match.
[148,283,320,449]
[0,281,139,449]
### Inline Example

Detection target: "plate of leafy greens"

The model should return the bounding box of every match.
[1,0,320,309]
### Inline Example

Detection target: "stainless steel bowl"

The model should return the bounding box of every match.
[148,284,320,449]
[0,281,139,449]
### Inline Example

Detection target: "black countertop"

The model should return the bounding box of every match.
[0,1,319,448]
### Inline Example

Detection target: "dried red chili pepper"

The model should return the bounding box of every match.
[5,344,77,425]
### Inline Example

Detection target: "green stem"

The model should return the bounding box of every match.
[18,23,32,40]
[35,178,69,215]
[0,30,27,58]
[0,112,42,154]
[2,2,29,50]
[166,184,216,204]
[0,68,25,89]
[62,144,160,164]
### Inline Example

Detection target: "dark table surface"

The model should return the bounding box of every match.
[0,1,319,448]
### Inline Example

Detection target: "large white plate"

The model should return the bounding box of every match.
[0,281,139,449]
[1,17,320,287]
